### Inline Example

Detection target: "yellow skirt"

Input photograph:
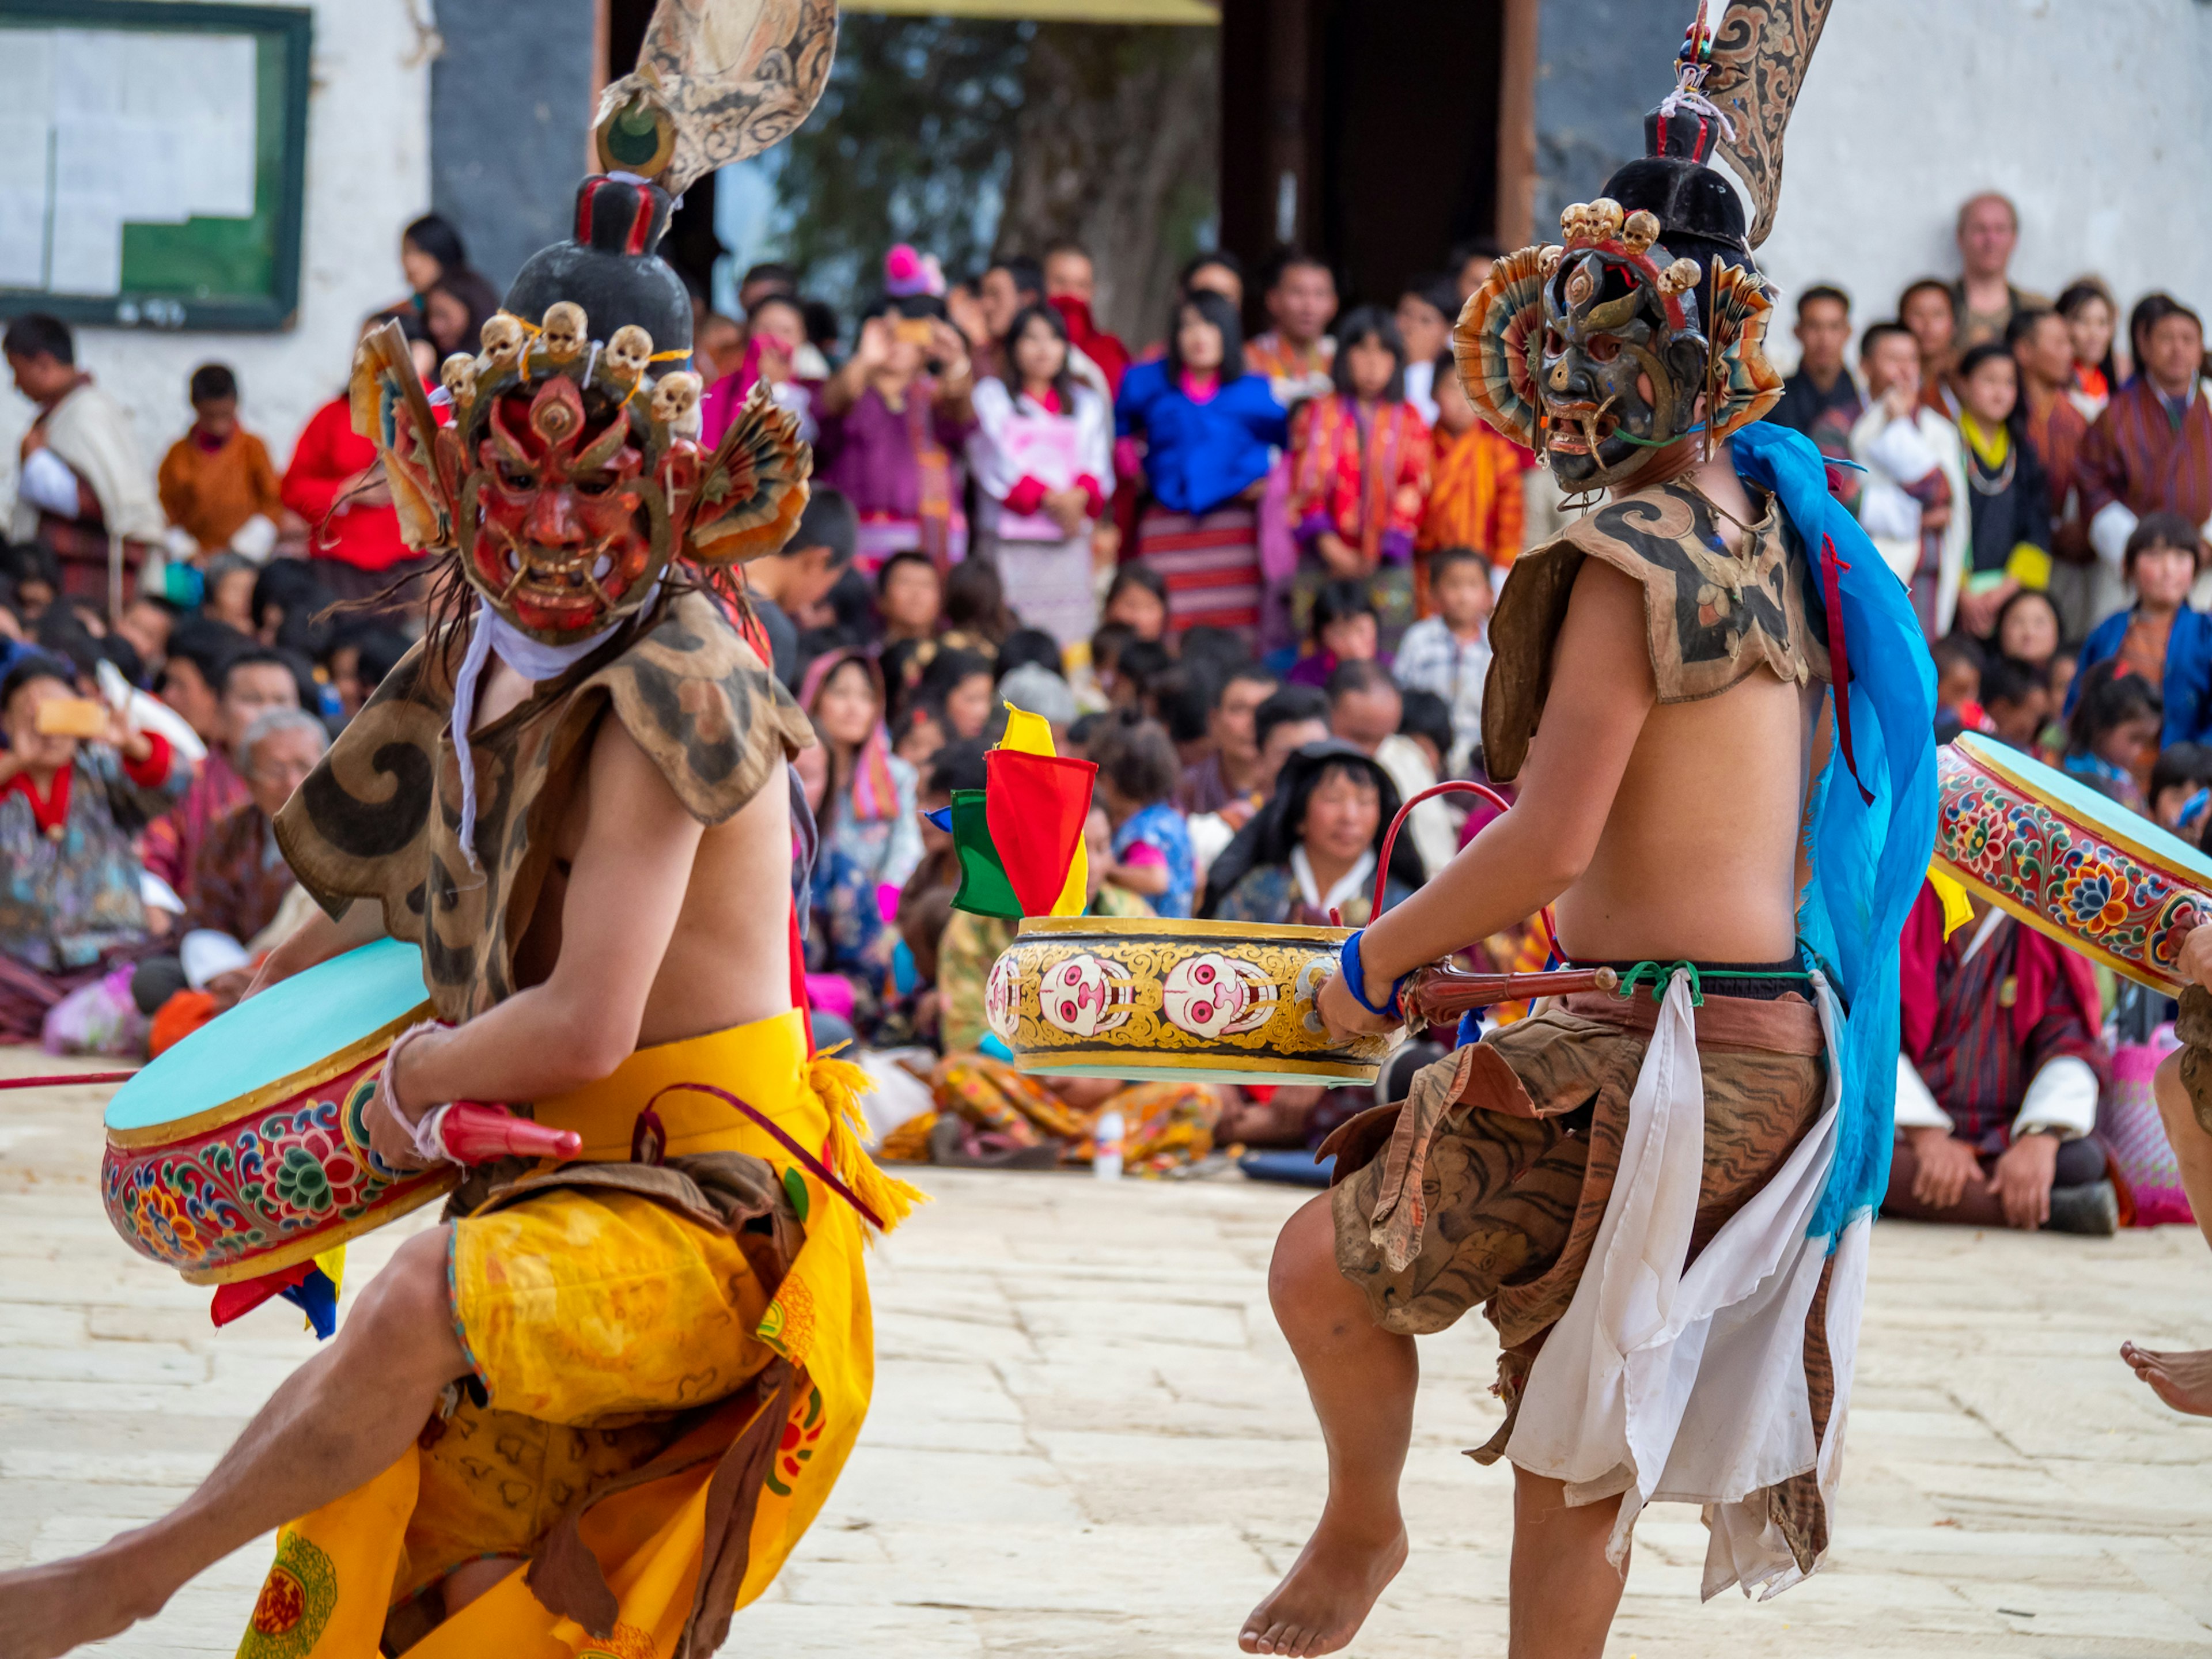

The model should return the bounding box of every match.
[233,1011,919,1658]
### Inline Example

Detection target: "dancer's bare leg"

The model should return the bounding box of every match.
[2121,1052,2212,1415]
[1239,1195,1413,1658]
[1508,1469,1628,1659]
[0,1225,469,1659]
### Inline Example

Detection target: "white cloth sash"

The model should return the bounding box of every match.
[1501,967,1869,1601]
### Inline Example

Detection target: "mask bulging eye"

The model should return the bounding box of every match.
[498,465,534,490]
[1586,335,1623,363]
[1544,328,1566,355]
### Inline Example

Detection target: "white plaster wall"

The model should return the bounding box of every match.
[1753,0,2212,373]
[0,0,431,509]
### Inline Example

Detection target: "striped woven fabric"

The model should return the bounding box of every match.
[1134,505,1261,637]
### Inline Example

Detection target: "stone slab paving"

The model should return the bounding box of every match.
[4,1047,2211,1656]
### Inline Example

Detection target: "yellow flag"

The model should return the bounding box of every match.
[1926,865,1974,939]
[1000,703,1088,915]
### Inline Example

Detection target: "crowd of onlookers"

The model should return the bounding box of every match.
[2,192,2204,1229]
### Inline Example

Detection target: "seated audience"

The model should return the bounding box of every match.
[1993,588,2062,676]
[1396,687,1457,783]
[180,709,329,946]
[0,653,187,1041]
[1326,658,1454,878]
[282,324,423,607]
[1887,881,2117,1235]
[2061,659,2161,812]
[915,804,1219,1172]
[2071,513,2212,749]
[1393,547,1493,772]
[1103,564,1171,643]
[919,647,997,743]
[1979,654,2054,754]
[2078,296,2211,626]
[876,550,944,645]
[142,647,301,906]
[1093,714,1195,918]
[157,363,286,560]
[940,559,1012,661]
[1207,738,1422,928]
[1177,664,1279,826]
[747,487,858,688]
[2150,742,2212,835]
[1288,577,1384,688]
[1249,684,1331,802]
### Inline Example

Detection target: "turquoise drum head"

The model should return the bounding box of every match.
[1953,732,2212,884]
[104,938,430,1135]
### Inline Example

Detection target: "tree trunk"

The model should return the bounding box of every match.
[1000,24,1219,350]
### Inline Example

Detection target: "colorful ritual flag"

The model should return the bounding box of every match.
[949,703,1097,919]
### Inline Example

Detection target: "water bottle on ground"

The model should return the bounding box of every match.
[1092,1108,1124,1180]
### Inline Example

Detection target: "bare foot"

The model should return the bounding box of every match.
[0,1544,169,1659]
[2122,1342,2212,1416]
[1239,1513,1408,1657]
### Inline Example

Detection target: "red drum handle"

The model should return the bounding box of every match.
[1370,778,1517,922]
[440,1101,582,1164]
[1401,964,1619,1028]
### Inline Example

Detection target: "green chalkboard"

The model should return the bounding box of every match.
[0,1,311,332]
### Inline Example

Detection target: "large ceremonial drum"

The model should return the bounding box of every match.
[988,916,1393,1085]
[1935,732,2212,992]
[101,938,457,1285]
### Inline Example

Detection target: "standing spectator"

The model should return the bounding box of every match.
[1044,240,1131,397]
[972,254,1046,372]
[156,365,286,560]
[1450,238,1501,303]
[1093,715,1195,918]
[1886,882,2116,1235]
[694,312,746,385]
[282,324,426,607]
[1416,350,1527,599]
[141,647,300,907]
[738,261,799,318]
[1900,277,1961,418]
[1949,192,2046,351]
[2058,280,2122,421]
[2010,308,2093,599]
[1767,285,1863,447]
[5,314,166,604]
[391,213,502,337]
[1286,306,1432,649]
[0,653,185,1041]
[1393,277,1458,425]
[422,277,495,364]
[1116,291,1288,638]
[1177,664,1279,825]
[1180,251,1245,311]
[799,649,923,1025]
[1851,321,1969,637]
[968,304,1112,649]
[1245,249,1339,404]
[2070,514,2212,749]
[1393,547,1493,772]
[1951,343,2050,639]
[816,290,978,571]
[2080,297,2212,623]
[745,488,857,688]
[702,292,820,446]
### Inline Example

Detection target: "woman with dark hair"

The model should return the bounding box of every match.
[2056,280,2121,420]
[2069,512,2212,748]
[2061,656,2162,810]
[1951,340,2051,638]
[967,302,1111,647]
[1115,290,1289,638]
[816,271,978,570]
[1205,739,1420,927]
[393,214,501,349]
[1286,304,1432,649]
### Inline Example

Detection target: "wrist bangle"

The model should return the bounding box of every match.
[1338,929,1406,1021]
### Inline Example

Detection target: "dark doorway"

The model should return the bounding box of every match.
[604,0,724,307]
[1220,0,1505,319]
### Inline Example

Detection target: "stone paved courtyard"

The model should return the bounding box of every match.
[5,1050,2212,1657]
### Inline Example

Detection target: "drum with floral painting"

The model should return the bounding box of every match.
[100,938,458,1285]
[988,915,1392,1085]
[1934,732,2212,993]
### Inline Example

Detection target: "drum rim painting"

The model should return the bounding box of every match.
[105,938,431,1149]
[1956,732,2212,888]
[998,914,1391,1085]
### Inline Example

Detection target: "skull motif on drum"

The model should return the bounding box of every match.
[1159,952,1279,1039]
[1038,953,1135,1038]
[984,952,1022,1043]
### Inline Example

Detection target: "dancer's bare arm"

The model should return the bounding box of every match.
[1320,560,1654,1031]
[386,718,704,1115]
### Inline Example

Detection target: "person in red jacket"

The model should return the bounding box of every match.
[280,321,435,608]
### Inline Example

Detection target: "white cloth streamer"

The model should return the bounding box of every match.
[1502,968,1868,1601]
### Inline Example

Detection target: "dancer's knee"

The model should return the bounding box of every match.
[2154,1050,2199,1138]
[343,1225,465,1385]
[1268,1196,1354,1334]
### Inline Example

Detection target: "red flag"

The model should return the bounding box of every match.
[984,747,1097,916]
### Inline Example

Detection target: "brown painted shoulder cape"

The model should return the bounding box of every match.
[1481,476,1832,781]
[275,588,812,1021]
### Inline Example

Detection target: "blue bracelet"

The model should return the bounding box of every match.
[1338,929,1407,1020]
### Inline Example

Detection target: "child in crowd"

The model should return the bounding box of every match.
[877,551,943,643]
[967,302,1112,649]
[157,365,285,559]
[1111,640,1175,714]
[1103,565,1169,642]
[1397,687,1457,783]
[1979,654,2054,755]
[1092,714,1195,918]
[1078,619,1138,713]
[1993,588,2063,676]
[1287,305,1431,647]
[2150,742,2212,836]
[1392,546,1492,771]
[1930,634,1983,740]
[2062,658,2162,812]
[1287,577,1383,688]
[1416,349,1527,606]
[891,702,946,771]
[200,555,258,638]
[2072,512,2212,749]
